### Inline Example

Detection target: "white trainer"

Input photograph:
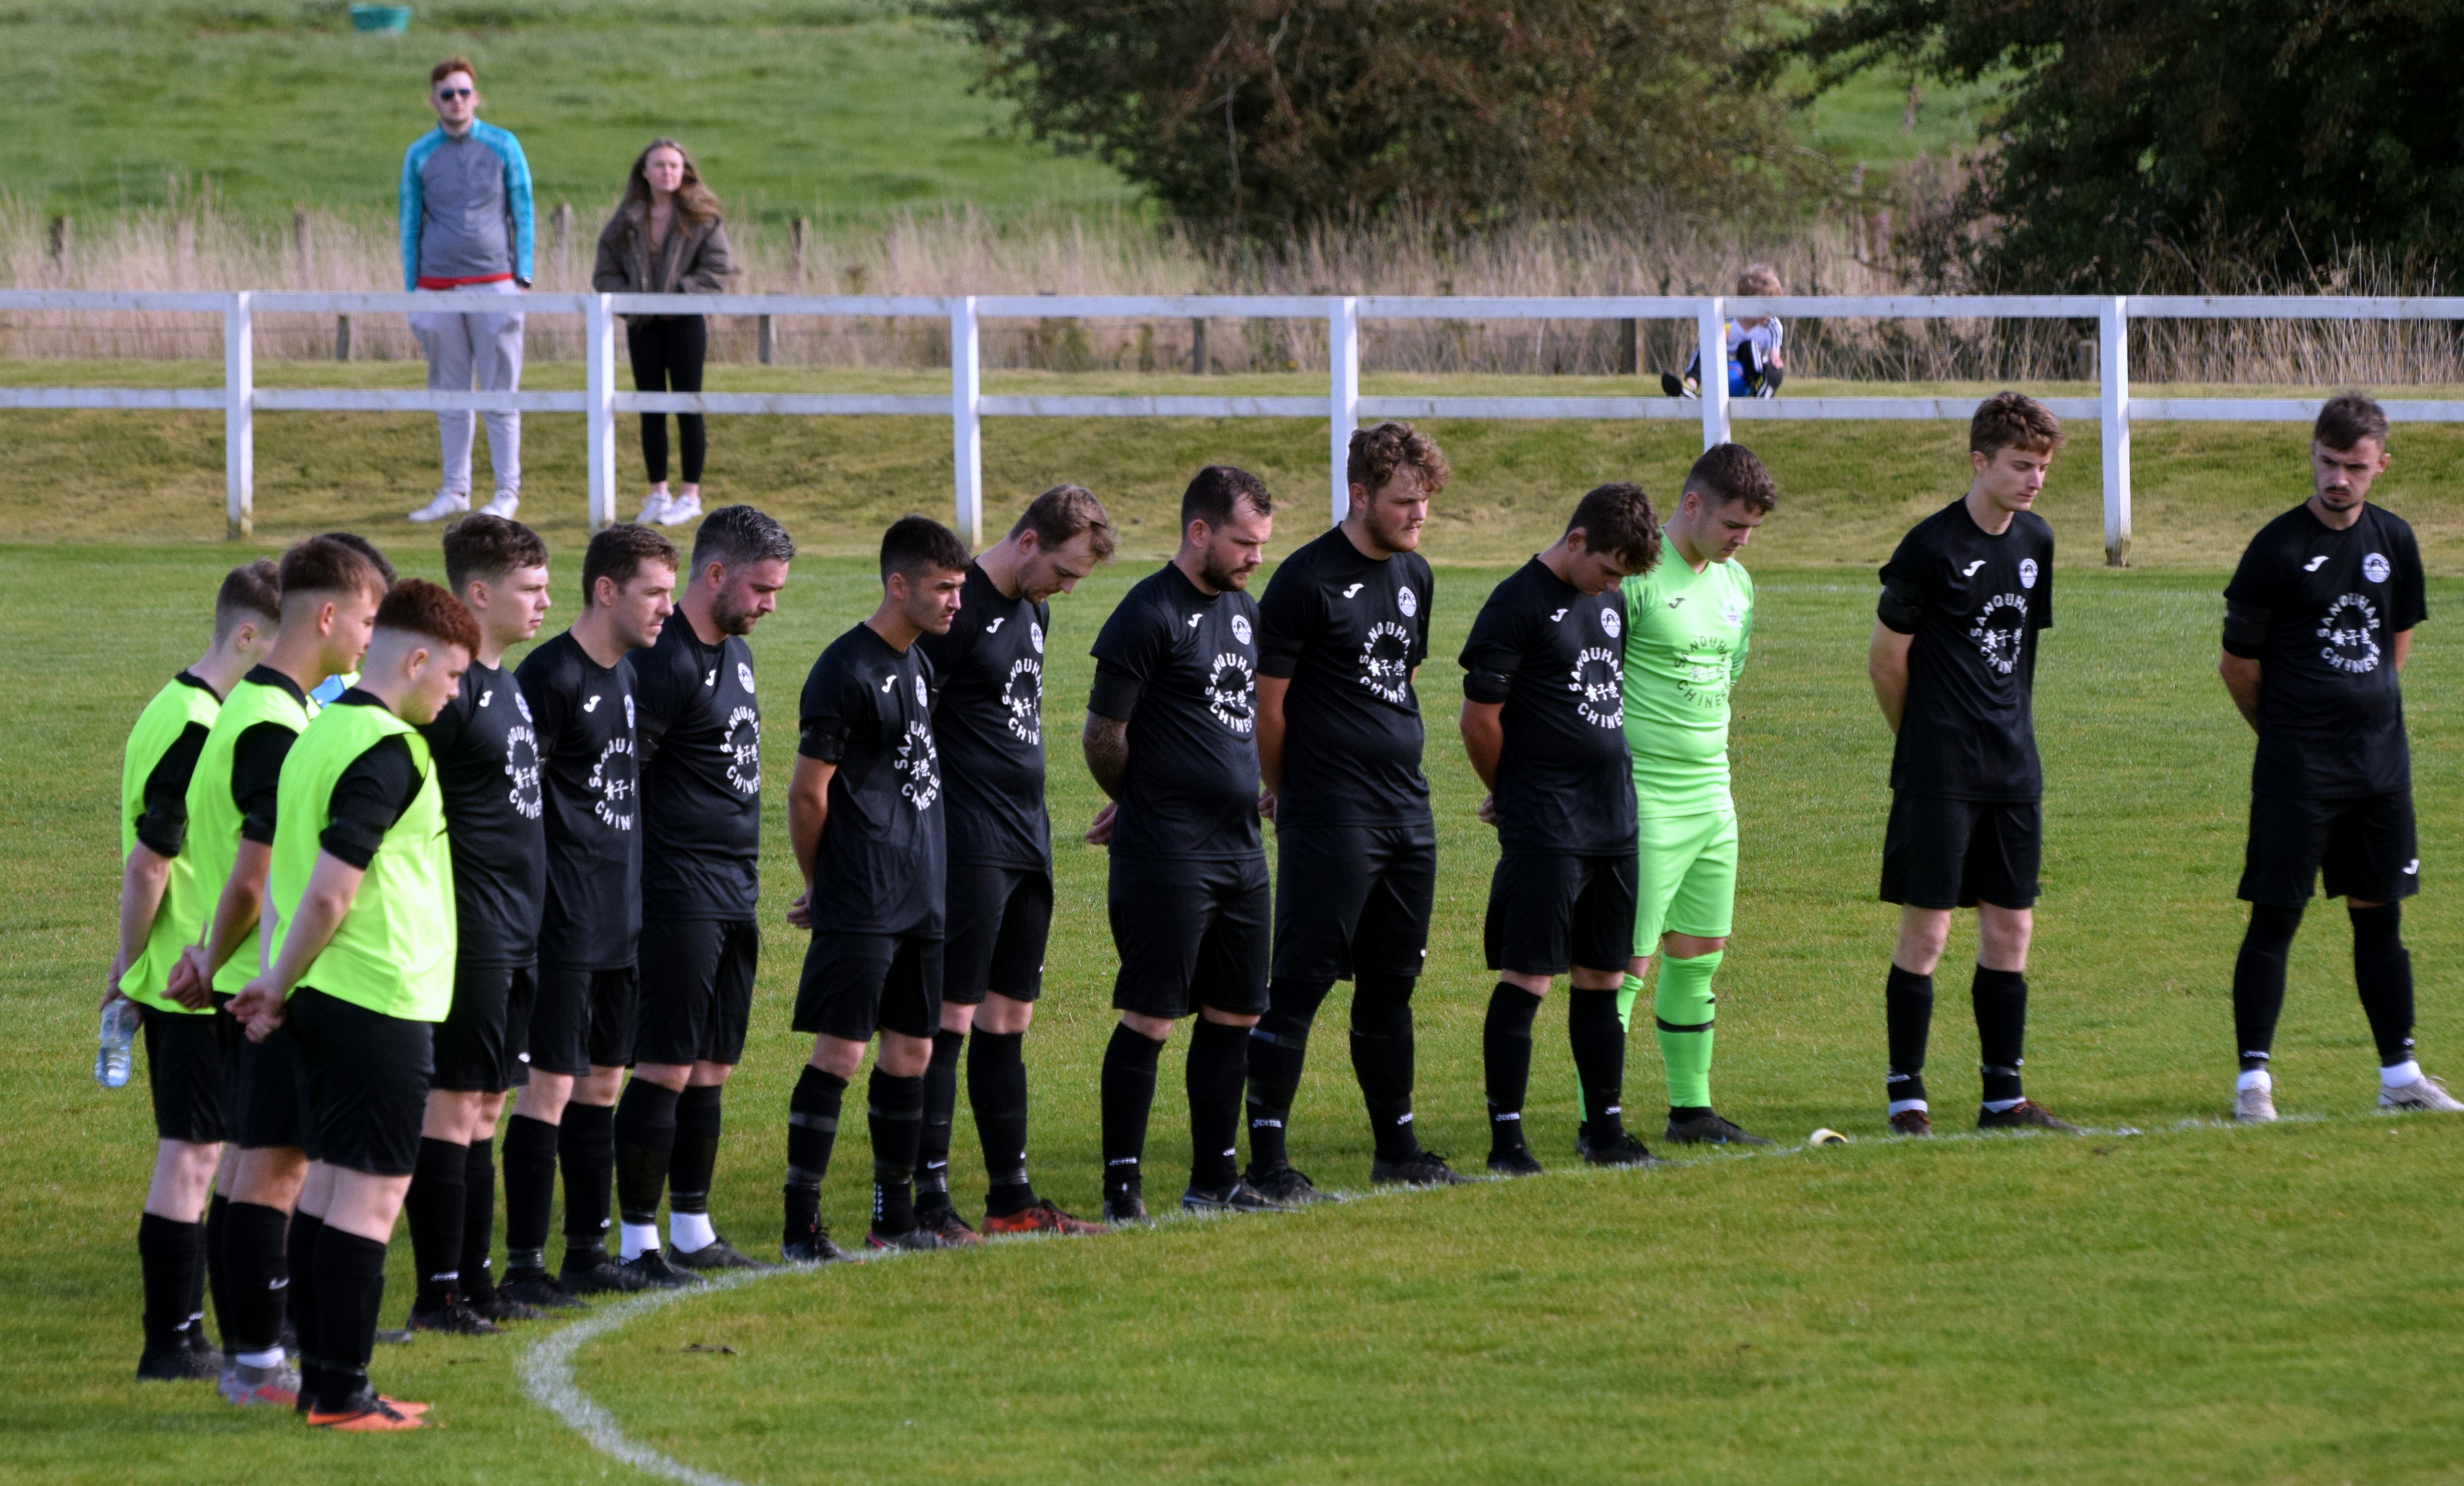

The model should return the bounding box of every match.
[2379,1074,2464,1113]
[656,493,703,526]
[632,492,672,525]
[479,490,520,518]
[2234,1084,2278,1123]
[408,490,469,524]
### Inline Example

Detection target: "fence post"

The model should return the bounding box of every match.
[586,293,617,532]
[333,313,351,362]
[1190,317,1208,375]
[757,314,775,365]
[1696,297,1730,449]
[1617,316,1639,376]
[1329,296,1360,525]
[225,291,253,540]
[2100,296,2132,567]
[952,296,983,548]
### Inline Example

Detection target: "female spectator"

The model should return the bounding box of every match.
[594,138,735,527]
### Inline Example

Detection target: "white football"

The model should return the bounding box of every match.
[1807,1128,1849,1147]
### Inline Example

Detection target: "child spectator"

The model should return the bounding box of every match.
[1664,265,1787,400]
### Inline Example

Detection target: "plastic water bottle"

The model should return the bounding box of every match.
[96,999,140,1089]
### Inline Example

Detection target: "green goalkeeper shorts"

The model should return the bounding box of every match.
[1633,808,1738,954]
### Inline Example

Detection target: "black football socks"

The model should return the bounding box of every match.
[2350,902,2419,1071]
[222,1199,291,1361]
[310,1226,388,1411]
[1246,978,1331,1174]
[559,1101,617,1266]
[867,1068,926,1236]
[914,1029,965,1219]
[460,1134,499,1309]
[203,1193,232,1351]
[2232,902,2302,1073]
[285,1212,325,1404]
[783,1066,846,1243]
[403,1136,468,1309]
[1483,984,1540,1158]
[613,1078,681,1256]
[1187,1016,1250,1191]
[669,1086,725,1249]
[1350,973,1423,1164]
[500,1113,560,1272]
[968,1030,1036,1217]
[1972,966,2029,1108]
[137,1212,202,1358]
[1100,1023,1164,1207]
[1567,987,1629,1146]
[1885,963,1934,1111]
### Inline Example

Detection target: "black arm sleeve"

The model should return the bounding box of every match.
[2394,528,2429,632]
[230,722,297,847]
[797,657,863,763]
[1088,597,1168,722]
[319,736,423,870]
[134,721,212,858]
[2221,601,2272,658]
[1876,578,1927,635]
[1458,605,1527,705]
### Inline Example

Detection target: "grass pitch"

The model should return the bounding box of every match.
[2,537,2461,1483]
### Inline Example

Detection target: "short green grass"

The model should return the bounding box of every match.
[2,538,2461,1483]
[0,0,1131,223]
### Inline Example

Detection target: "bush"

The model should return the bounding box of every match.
[944,0,1814,239]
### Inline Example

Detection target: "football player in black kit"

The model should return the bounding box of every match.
[397,515,553,1335]
[911,486,1117,1242]
[615,506,795,1282]
[1084,466,1280,1223]
[1460,484,1664,1175]
[2219,393,2461,1121]
[1246,422,1467,1201]
[780,517,967,1259]
[1867,393,2078,1136]
[501,525,678,1301]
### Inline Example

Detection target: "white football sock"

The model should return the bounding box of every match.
[617,1221,660,1260]
[1886,1098,1929,1115]
[236,1346,285,1370]
[669,1211,716,1254]
[2381,1060,2424,1088]
[2236,1068,2272,1092]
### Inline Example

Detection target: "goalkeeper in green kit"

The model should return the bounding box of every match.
[1614,443,1777,1146]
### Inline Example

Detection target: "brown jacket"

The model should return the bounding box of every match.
[592,201,734,312]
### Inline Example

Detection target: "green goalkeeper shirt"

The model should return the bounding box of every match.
[1620,551,1753,817]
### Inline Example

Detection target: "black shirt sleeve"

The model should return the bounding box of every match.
[1089,597,1170,722]
[1459,599,1528,705]
[230,722,298,847]
[631,638,690,763]
[2393,525,2428,632]
[319,735,424,870]
[2221,534,2286,659]
[1254,563,1318,681]
[798,659,865,764]
[135,721,213,858]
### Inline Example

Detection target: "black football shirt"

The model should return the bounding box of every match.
[917,562,1052,871]
[231,665,311,846]
[1458,557,1636,856]
[2224,500,2426,799]
[515,631,641,970]
[798,622,945,935]
[1877,498,2056,801]
[635,619,764,918]
[1258,526,1435,828]
[1087,562,1264,861]
[417,658,546,967]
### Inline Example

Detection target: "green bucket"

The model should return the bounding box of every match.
[348,4,412,33]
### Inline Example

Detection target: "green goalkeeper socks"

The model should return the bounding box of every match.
[1654,950,1723,1110]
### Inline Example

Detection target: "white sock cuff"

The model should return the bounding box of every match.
[2236,1068,2272,1092]
[1886,1099,1929,1115]
[669,1211,717,1254]
[2381,1060,2424,1088]
[236,1347,286,1370]
[617,1221,660,1260]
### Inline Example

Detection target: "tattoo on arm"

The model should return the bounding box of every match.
[1083,714,1129,801]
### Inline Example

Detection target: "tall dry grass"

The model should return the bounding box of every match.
[6,188,2461,386]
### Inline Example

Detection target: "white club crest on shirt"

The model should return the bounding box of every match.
[1397,585,1418,618]
[1600,605,1621,640]
[914,674,929,708]
[738,661,756,693]
[515,691,532,723]
[623,694,636,728]
[1030,620,1045,654]
[2363,552,2391,584]
[2019,558,2039,590]
[1232,613,1252,646]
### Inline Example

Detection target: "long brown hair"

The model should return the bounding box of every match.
[623,138,722,227]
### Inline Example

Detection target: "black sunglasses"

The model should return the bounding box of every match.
[436,86,473,99]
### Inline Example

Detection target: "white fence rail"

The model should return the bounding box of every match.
[7,289,2464,561]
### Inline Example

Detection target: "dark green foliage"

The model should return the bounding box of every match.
[942,0,1814,237]
[1793,0,2464,289]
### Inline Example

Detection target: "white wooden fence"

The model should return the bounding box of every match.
[7,289,2464,563]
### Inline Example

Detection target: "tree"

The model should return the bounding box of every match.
[1794,0,2464,289]
[943,0,1813,239]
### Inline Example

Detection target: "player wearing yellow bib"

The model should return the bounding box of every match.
[230,581,477,1432]
[1615,445,1778,1148]
[116,563,279,1384]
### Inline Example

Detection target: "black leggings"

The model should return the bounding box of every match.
[626,315,706,485]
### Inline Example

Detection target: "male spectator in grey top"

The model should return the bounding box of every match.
[402,54,535,527]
